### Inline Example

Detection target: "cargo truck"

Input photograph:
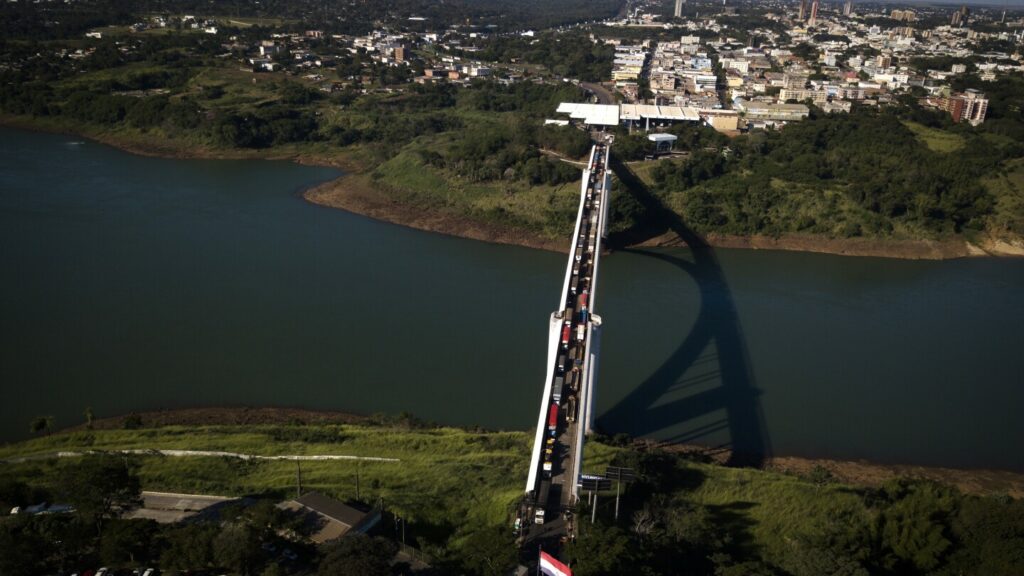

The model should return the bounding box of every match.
[561,323,571,348]
[576,324,586,342]
[548,403,558,432]
[552,376,564,404]
[535,479,551,524]
[557,354,567,373]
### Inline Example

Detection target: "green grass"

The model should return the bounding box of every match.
[903,121,966,153]
[685,465,872,566]
[0,423,871,554]
[1,425,531,542]
[372,142,583,239]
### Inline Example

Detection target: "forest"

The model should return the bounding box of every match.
[642,90,1024,240]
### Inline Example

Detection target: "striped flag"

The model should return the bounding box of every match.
[539,550,572,576]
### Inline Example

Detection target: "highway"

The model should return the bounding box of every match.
[518,140,612,551]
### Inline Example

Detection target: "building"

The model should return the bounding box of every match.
[877,55,892,69]
[798,0,808,22]
[957,89,988,125]
[934,89,988,125]
[674,0,683,18]
[890,9,916,22]
[648,133,678,155]
[650,72,677,91]
[843,0,853,17]
[735,98,810,122]
[951,5,969,27]
[809,0,819,26]
[783,73,808,89]
[279,492,382,544]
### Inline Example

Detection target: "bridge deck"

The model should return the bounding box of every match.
[521,141,612,544]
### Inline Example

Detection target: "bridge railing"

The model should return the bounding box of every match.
[524,145,598,497]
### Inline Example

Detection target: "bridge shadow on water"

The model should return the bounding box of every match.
[600,157,771,467]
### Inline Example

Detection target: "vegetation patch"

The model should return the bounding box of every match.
[903,120,967,153]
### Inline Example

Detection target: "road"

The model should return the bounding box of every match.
[123,491,233,523]
[580,81,615,105]
[520,142,611,552]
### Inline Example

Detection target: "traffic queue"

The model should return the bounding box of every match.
[540,143,606,481]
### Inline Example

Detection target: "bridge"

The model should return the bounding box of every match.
[518,140,612,548]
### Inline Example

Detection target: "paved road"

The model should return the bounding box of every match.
[123,491,233,523]
[580,81,615,105]
[3,449,400,463]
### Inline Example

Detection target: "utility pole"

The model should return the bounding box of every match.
[605,467,635,523]
[296,461,303,498]
[591,493,598,524]
[614,478,621,521]
[355,460,361,500]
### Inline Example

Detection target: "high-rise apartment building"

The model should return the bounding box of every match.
[674,0,683,19]
[938,89,988,126]
[960,89,988,126]
[798,0,808,21]
[951,5,969,27]
[843,0,853,16]
[809,0,819,25]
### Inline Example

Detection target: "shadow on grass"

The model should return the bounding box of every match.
[598,156,771,467]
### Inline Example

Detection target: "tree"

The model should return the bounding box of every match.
[0,516,46,576]
[564,523,638,576]
[318,533,397,576]
[160,524,218,571]
[29,415,53,436]
[57,454,142,531]
[213,522,263,576]
[99,518,159,565]
[460,527,517,576]
[874,480,957,573]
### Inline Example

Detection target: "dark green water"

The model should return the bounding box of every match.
[2,127,1022,471]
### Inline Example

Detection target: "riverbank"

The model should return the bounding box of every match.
[14,407,1023,498]
[303,171,1024,259]
[0,114,370,172]
[5,117,1022,260]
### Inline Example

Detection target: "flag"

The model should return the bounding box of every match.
[540,550,572,576]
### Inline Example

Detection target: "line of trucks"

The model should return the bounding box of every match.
[533,145,607,526]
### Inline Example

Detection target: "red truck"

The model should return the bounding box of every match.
[561,323,571,348]
[547,403,559,432]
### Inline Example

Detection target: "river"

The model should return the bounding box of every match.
[1,127,1022,471]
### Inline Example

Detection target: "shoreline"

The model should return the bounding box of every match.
[32,406,1024,498]
[5,116,1023,259]
[304,172,1024,259]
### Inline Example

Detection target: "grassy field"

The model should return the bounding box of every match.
[4,421,1022,573]
[903,121,966,153]
[0,423,901,550]
[372,142,583,239]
